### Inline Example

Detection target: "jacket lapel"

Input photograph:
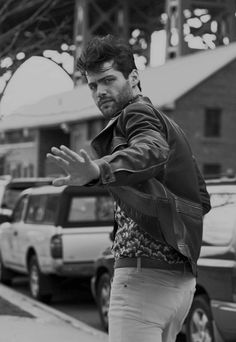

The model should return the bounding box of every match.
[91,115,119,157]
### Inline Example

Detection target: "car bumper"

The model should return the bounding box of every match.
[54,261,94,278]
[211,299,236,341]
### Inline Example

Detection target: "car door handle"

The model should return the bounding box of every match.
[13,231,18,236]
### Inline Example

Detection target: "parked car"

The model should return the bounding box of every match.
[0,185,113,303]
[0,175,53,223]
[91,178,236,342]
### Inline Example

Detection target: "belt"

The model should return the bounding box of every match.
[114,257,192,273]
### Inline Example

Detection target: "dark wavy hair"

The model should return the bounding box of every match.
[77,34,141,90]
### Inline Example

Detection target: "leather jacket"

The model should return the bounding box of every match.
[91,95,211,276]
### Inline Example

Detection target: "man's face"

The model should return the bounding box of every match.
[86,61,134,120]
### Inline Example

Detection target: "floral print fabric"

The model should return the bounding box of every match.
[112,203,186,264]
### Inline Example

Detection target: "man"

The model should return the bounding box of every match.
[47,35,211,342]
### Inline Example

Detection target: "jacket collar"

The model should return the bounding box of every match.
[91,95,153,156]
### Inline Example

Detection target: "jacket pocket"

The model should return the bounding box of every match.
[174,196,203,218]
[171,196,203,262]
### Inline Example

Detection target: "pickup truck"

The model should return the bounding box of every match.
[0,185,113,303]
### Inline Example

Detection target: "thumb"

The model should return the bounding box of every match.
[52,175,70,187]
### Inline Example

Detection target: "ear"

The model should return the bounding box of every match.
[128,69,140,88]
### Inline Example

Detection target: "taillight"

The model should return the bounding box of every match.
[50,235,63,259]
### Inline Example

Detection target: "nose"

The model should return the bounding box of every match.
[97,84,107,98]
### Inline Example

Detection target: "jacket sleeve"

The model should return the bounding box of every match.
[94,103,170,186]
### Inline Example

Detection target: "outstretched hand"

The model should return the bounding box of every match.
[46,145,100,186]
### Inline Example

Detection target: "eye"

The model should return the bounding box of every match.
[89,84,97,91]
[104,78,112,85]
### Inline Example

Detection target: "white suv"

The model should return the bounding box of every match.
[0,185,113,303]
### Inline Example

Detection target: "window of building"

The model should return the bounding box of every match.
[1,129,36,144]
[204,108,222,137]
[203,163,221,179]
[5,130,22,144]
[28,164,34,177]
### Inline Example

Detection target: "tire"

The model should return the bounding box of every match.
[28,255,52,303]
[185,295,215,342]
[97,273,111,331]
[0,253,13,286]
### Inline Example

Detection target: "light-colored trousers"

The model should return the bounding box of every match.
[108,267,196,342]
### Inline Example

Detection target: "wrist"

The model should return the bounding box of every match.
[93,163,101,181]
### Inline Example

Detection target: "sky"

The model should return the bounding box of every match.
[0,55,74,117]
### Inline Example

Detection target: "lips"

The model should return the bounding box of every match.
[99,99,113,107]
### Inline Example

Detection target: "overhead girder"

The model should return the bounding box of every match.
[73,0,165,82]
[165,0,236,59]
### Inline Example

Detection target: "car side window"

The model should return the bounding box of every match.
[25,194,59,225]
[44,195,59,224]
[66,195,114,227]
[12,196,28,223]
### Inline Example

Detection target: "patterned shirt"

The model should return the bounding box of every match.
[112,203,187,264]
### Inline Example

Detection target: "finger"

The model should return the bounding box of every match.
[50,147,74,163]
[46,153,58,161]
[60,145,83,162]
[80,149,91,163]
[47,153,70,169]
[52,176,71,187]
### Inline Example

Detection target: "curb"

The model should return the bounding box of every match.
[0,284,107,340]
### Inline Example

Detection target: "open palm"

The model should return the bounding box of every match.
[47,145,100,186]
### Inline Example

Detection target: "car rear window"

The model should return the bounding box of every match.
[203,189,236,246]
[2,188,23,210]
[66,195,114,227]
[25,194,59,225]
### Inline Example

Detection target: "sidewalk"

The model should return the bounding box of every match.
[0,284,108,342]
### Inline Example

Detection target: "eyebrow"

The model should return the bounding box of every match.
[88,75,114,87]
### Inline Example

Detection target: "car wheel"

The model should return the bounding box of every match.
[97,273,111,331]
[28,255,52,303]
[0,253,13,285]
[185,294,215,342]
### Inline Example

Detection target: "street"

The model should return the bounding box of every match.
[9,275,186,342]
[10,276,103,331]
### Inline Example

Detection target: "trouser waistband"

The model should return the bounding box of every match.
[114,257,192,273]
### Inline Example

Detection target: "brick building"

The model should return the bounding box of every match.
[0,42,236,179]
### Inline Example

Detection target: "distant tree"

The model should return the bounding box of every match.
[0,0,75,95]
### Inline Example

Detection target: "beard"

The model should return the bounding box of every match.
[98,83,133,120]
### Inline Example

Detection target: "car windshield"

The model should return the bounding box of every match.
[203,186,236,246]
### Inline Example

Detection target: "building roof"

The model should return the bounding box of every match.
[1,42,236,131]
